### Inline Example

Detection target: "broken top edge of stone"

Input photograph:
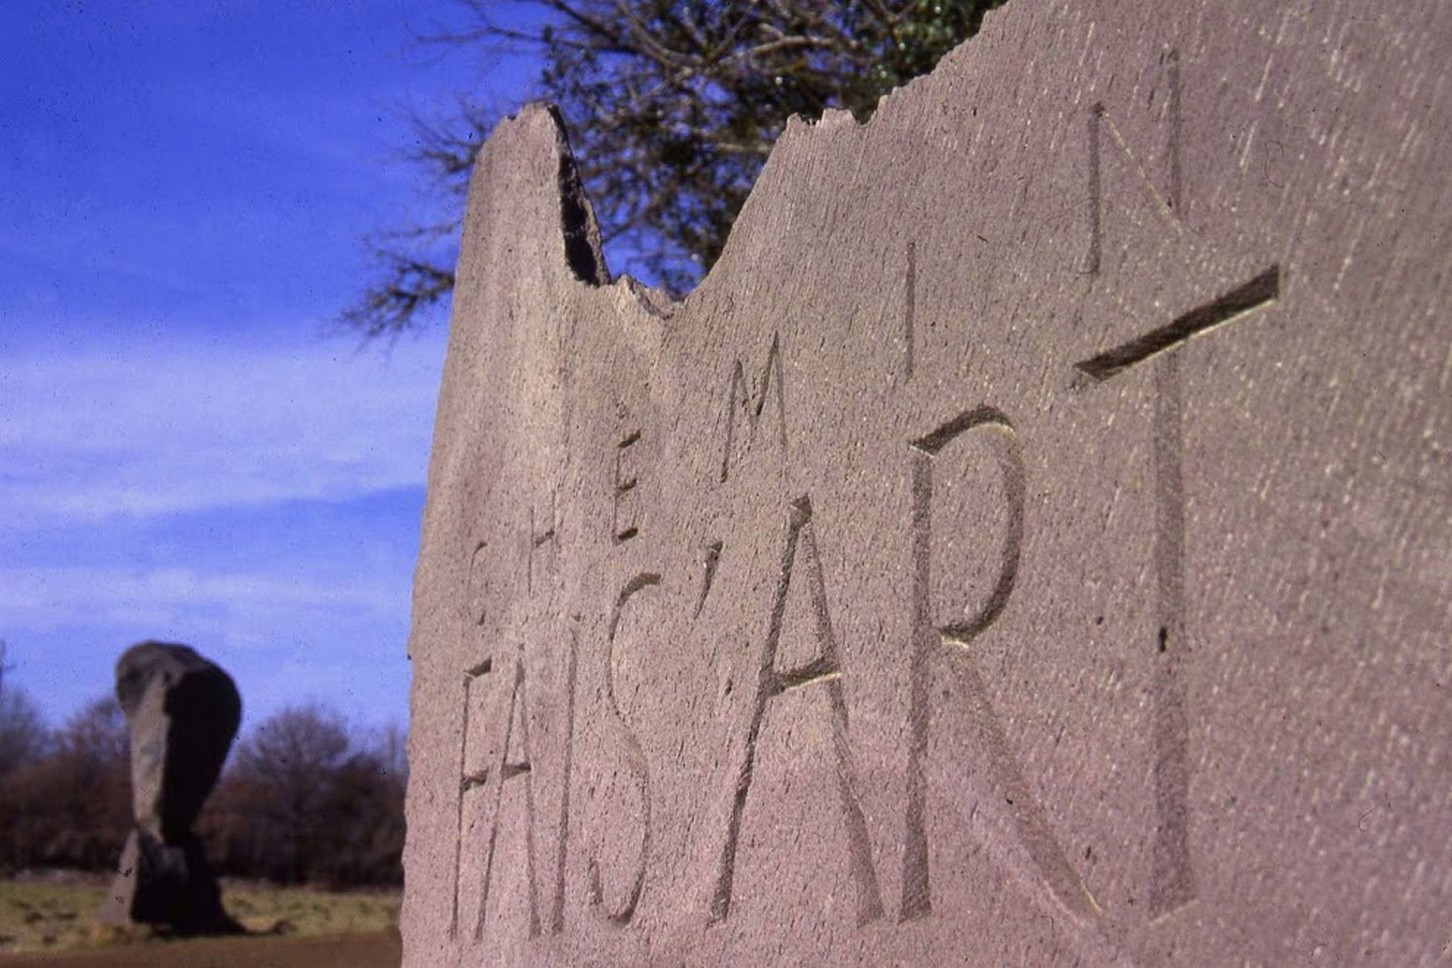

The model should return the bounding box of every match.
[483,1,1015,315]
[483,102,683,320]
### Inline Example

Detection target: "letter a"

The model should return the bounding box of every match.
[710,496,884,926]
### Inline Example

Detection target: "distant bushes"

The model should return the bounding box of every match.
[0,697,130,873]
[199,705,407,888]
[0,691,405,889]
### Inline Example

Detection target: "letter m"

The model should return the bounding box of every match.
[719,333,788,483]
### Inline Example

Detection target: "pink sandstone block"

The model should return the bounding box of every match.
[403,1,1452,963]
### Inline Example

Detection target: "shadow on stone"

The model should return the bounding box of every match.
[97,641,244,936]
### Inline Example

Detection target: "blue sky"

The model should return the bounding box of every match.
[0,2,542,735]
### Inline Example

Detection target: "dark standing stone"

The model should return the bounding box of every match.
[98,641,242,934]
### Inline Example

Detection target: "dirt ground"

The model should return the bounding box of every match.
[0,930,401,967]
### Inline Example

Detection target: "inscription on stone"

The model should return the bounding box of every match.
[586,574,656,925]
[612,432,643,544]
[710,496,884,927]
[451,655,542,941]
[1074,264,1281,919]
[720,334,788,483]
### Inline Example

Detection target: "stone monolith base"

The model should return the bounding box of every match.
[98,830,240,935]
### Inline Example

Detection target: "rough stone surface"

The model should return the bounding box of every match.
[100,641,241,934]
[403,1,1452,963]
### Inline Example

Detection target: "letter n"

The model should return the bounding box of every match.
[1086,48,1184,274]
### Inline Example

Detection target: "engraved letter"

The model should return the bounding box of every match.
[1086,48,1184,275]
[719,333,789,483]
[1074,265,1280,919]
[901,408,1097,922]
[711,496,884,926]
[550,631,579,935]
[587,575,657,925]
[453,657,543,940]
[613,431,642,543]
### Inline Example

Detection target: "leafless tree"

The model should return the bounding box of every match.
[346,0,1003,335]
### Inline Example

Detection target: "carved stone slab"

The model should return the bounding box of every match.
[403,1,1452,963]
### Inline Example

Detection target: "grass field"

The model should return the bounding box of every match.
[0,874,400,964]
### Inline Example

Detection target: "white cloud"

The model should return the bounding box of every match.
[0,329,445,527]
[0,564,403,635]
[0,326,432,731]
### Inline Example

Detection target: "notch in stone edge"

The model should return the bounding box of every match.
[545,104,610,287]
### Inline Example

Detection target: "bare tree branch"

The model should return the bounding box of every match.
[343,0,1004,336]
